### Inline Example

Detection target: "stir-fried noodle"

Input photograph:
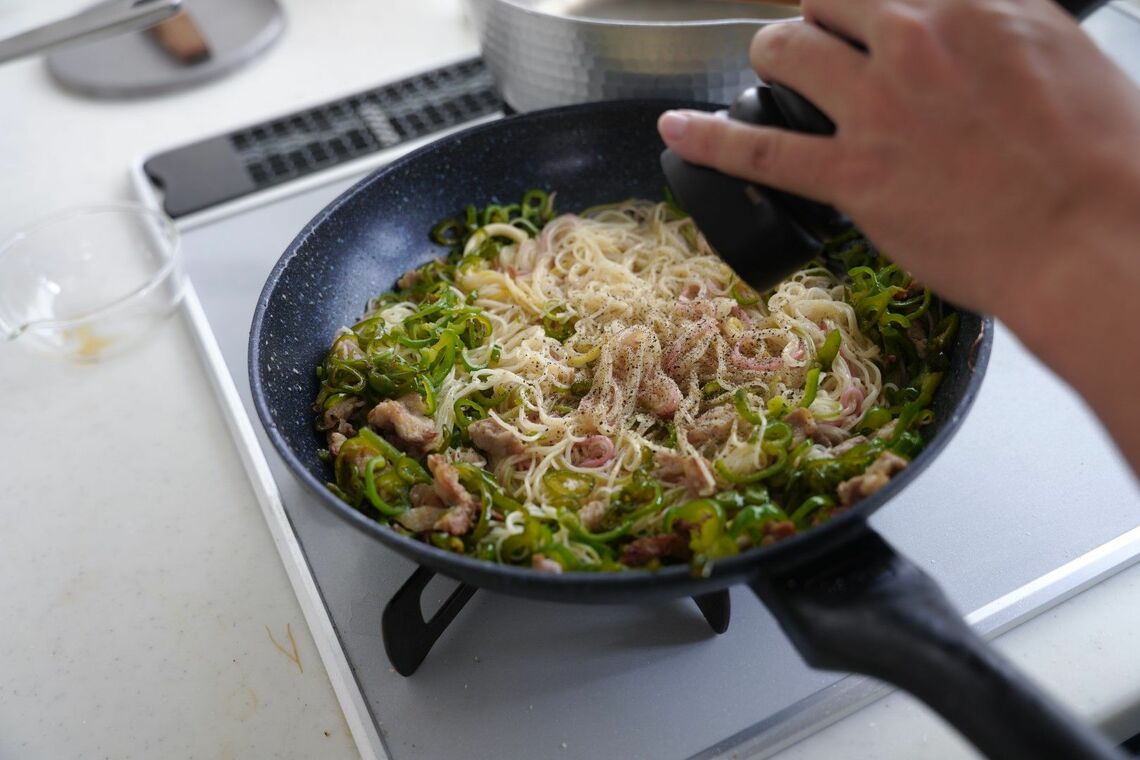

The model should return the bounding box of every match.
[314,193,955,574]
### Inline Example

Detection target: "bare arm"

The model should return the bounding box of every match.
[657,0,1140,473]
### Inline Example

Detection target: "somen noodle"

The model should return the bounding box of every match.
[312,192,955,575]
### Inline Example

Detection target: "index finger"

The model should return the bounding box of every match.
[658,110,842,203]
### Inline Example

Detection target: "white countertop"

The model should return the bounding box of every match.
[1,2,1138,758]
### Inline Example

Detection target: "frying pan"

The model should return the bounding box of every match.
[250,101,1122,759]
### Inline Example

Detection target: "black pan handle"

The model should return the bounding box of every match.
[750,526,1123,760]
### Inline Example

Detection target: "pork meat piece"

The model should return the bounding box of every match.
[397,269,424,289]
[409,483,444,509]
[332,335,365,361]
[426,454,479,535]
[640,367,683,418]
[836,451,908,506]
[829,435,868,457]
[687,405,737,447]
[652,451,717,497]
[613,327,682,418]
[621,534,691,566]
[783,407,846,446]
[367,393,440,453]
[783,407,817,443]
[531,554,564,574]
[571,435,615,468]
[578,499,608,532]
[468,418,525,460]
[396,506,448,533]
[320,396,365,436]
[759,520,797,547]
[444,447,488,468]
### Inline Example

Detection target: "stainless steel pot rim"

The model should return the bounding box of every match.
[494,0,803,28]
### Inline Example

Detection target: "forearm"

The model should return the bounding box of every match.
[998,159,1140,476]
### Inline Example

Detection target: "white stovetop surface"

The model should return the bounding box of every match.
[1,2,1139,758]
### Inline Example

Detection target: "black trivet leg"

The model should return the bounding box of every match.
[382,566,478,676]
[692,589,731,634]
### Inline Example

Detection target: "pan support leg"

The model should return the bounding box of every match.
[381,570,732,677]
[381,566,477,677]
[692,589,731,634]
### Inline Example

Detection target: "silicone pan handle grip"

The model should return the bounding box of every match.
[750,526,1124,760]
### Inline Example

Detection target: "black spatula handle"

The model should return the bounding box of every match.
[1058,0,1108,17]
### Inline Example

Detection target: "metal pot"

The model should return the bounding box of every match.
[462,0,800,111]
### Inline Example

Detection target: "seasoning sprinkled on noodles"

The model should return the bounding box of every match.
[312,192,955,575]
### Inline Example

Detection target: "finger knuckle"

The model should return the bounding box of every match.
[745,132,780,178]
[878,9,935,67]
[751,23,796,68]
[799,0,823,19]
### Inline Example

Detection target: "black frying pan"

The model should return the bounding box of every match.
[250,101,1121,759]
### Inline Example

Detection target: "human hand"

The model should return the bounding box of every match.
[657,0,1140,322]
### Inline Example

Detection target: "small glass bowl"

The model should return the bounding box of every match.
[0,204,184,361]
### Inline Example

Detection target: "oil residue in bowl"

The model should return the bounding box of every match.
[63,324,116,361]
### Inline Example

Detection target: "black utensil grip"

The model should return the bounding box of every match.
[768,83,834,136]
[382,566,477,677]
[750,527,1123,760]
[661,149,821,288]
[1058,0,1109,17]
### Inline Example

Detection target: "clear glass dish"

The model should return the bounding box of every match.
[0,203,184,361]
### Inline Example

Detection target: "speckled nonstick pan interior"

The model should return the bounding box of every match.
[250,101,1120,759]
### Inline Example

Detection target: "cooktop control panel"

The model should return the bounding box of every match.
[143,57,499,218]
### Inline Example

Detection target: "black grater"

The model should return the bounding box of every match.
[144,58,500,218]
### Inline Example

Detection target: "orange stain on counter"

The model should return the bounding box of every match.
[266,622,303,673]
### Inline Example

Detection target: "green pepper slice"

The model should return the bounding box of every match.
[733,388,765,426]
[790,494,835,527]
[543,468,595,500]
[362,455,406,517]
[800,367,822,408]
[817,329,841,369]
[729,503,788,542]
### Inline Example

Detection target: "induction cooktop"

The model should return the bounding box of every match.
[128,8,1140,756]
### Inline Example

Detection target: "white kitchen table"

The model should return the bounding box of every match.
[1,1,1138,758]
